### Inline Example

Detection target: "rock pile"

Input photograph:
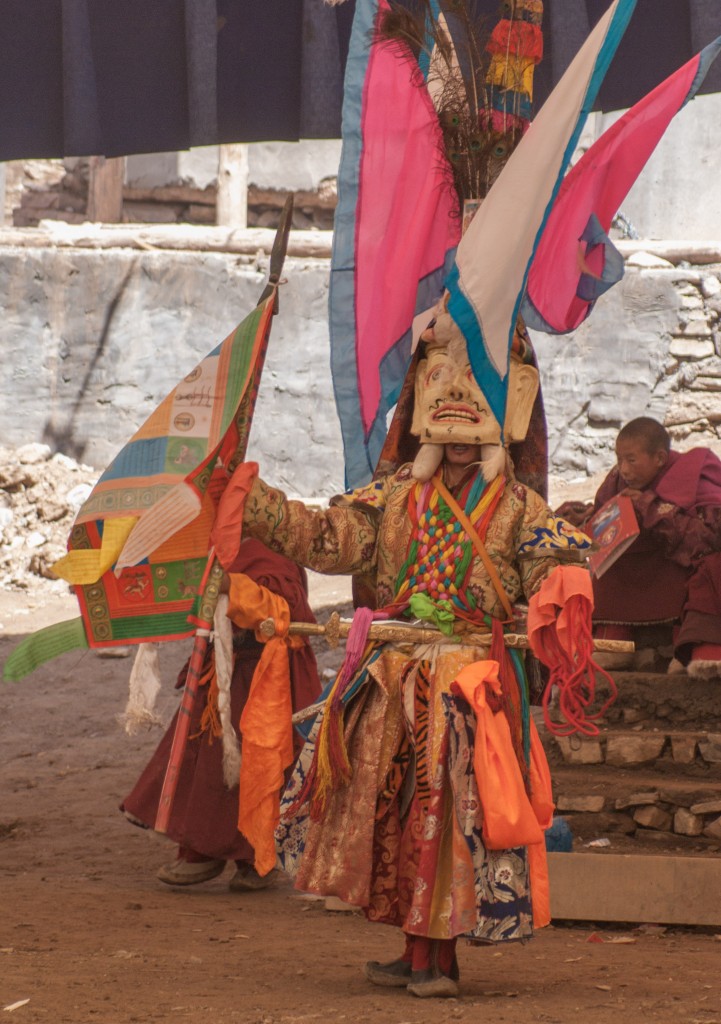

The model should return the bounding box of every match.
[0,443,97,593]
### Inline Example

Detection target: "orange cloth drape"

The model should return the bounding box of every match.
[209,461,259,571]
[527,564,617,738]
[527,563,594,653]
[452,660,553,927]
[226,571,305,876]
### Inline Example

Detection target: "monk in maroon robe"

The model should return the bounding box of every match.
[558,417,721,674]
[121,540,320,889]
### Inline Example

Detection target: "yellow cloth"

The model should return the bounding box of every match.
[51,516,137,585]
[227,572,304,877]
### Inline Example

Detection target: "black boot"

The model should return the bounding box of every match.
[364,958,413,988]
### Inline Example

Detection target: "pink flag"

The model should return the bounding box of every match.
[524,37,721,334]
[330,0,460,488]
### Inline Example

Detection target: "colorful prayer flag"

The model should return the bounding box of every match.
[4,297,275,681]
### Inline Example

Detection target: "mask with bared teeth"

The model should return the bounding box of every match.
[410,308,539,482]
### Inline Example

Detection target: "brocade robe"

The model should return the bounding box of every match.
[242,464,589,943]
[242,464,586,617]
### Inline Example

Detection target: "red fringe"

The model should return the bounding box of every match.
[534,595,618,737]
[285,608,375,821]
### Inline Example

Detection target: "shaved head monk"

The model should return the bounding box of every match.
[559,417,721,675]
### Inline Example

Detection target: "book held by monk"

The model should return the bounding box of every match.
[586,495,640,578]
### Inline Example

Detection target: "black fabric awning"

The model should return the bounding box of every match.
[0,0,718,161]
[0,0,355,160]
[539,0,721,112]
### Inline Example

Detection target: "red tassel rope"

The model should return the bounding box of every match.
[534,594,618,737]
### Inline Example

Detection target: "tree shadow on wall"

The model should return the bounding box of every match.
[41,261,137,462]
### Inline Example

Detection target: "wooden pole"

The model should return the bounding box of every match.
[288,615,635,725]
[216,144,249,228]
[154,559,225,833]
[87,156,126,223]
[154,627,212,833]
[262,611,635,654]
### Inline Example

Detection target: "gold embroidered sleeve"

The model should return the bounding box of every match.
[519,553,562,601]
[515,488,590,599]
[242,476,378,575]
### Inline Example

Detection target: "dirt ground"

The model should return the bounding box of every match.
[2,583,721,1024]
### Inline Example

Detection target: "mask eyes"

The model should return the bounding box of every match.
[424,361,478,390]
[425,363,452,386]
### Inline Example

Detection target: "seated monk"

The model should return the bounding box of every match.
[558,417,721,675]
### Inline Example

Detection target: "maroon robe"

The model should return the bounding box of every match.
[590,449,721,657]
[121,540,320,862]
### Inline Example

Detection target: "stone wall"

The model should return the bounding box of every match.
[1,239,720,496]
[0,245,345,498]
[532,249,721,480]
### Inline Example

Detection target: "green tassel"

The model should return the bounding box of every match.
[3,618,88,682]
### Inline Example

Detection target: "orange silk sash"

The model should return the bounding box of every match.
[227,572,305,876]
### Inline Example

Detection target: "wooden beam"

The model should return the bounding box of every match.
[4,227,720,269]
[123,184,216,207]
[250,184,337,211]
[548,852,721,926]
[122,182,337,213]
[0,223,334,259]
[616,240,721,265]
[86,156,126,223]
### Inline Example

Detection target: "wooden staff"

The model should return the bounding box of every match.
[155,560,225,833]
[262,610,635,653]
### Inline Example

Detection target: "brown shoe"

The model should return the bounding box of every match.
[156,858,225,886]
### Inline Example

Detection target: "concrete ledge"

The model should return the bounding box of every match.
[548,851,721,926]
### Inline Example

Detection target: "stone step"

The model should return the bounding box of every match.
[550,766,721,843]
[538,670,721,862]
[541,725,721,773]
[552,765,721,805]
[602,670,721,730]
[548,851,721,926]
